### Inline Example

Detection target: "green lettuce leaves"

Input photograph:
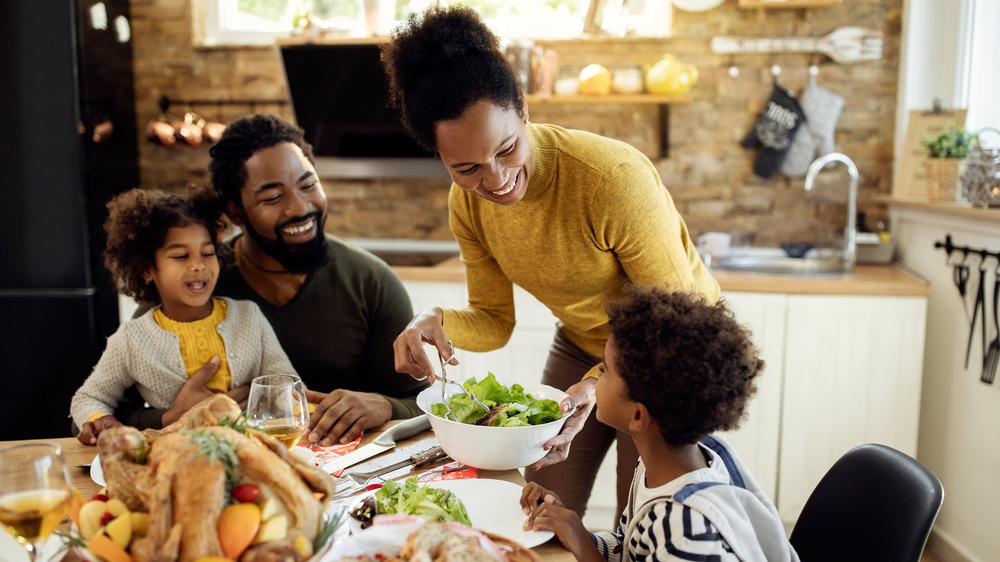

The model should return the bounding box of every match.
[374,477,472,526]
[429,373,563,427]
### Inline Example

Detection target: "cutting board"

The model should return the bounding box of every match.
[894,107,967,198]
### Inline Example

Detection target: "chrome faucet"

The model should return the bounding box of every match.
[804,152,859,273]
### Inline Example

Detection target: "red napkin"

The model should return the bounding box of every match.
[293,434,363,477]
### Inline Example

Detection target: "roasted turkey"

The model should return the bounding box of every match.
[97,394,336,561]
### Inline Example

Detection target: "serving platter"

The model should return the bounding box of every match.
[347,478,554,549]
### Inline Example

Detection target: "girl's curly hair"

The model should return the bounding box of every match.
[380,6,525,152]
[103,185,231,303]
[606,286,763,446]
[208,113,314,206]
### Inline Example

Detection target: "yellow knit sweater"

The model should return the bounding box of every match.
[443,123,719,370]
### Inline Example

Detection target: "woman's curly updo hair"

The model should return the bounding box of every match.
[606,286,763,446]
[208,114,314,205]
[103,185,230,303]
[380,6,525,152]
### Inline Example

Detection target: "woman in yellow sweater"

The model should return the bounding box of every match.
[386,7,719,519]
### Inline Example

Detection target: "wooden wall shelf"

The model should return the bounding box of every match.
[739,0,841,7]
[876,195,1000,222]
[525,94,690,158]
[524,94,690,104]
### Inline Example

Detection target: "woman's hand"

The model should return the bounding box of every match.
[530,377,598,470]
[393,307,458,382]
[76,415,123,446]
[305,389,393,446]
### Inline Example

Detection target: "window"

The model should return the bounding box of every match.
[195,0,647,46]
[961,0,999,139]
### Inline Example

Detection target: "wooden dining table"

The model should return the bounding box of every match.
[1,423,575,561]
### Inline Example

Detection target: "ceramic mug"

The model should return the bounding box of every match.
[697,232,732,260]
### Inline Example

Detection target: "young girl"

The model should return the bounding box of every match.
[71,186,298,444]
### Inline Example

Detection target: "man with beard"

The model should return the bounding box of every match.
[117,115,427,447]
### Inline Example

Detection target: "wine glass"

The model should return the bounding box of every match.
[247,374,309,450]
[0,443,72,561]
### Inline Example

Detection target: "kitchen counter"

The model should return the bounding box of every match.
[392,257,930,297]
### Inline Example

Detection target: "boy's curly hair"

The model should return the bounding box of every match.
[208,114,314,206]
[606,286,763,446]
[103,185,230,303]
[380,6,525,152]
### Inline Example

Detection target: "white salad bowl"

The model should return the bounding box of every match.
[416,378,569,471]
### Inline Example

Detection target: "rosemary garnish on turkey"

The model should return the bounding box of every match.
[182,429,240,490]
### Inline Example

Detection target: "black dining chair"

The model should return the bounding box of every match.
[788,443,944,562]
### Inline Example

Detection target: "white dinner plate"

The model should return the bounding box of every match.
[348,479,554,549]
[671,0,725,12]
[90,454,105,486]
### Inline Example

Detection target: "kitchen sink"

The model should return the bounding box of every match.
[713,256,846,277]
[371,251,459,267]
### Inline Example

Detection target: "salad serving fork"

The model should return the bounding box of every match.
[438,340,489,420]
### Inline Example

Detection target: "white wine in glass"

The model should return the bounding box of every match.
[247,374,309,449]
[0,443,72,561]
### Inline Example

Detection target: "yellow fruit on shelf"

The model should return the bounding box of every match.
[252,514,288,544]
[104,514,132,549]
[86,533,133,562]
[218,502,261,559]
[578,64,612,96]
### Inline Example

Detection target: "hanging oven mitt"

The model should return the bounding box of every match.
[781,76,845,177]
[742,83,806,178]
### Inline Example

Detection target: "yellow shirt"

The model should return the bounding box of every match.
[443,123,719,378]
[153,298,232,393]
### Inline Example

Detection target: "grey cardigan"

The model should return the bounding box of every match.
[70,297,297,429]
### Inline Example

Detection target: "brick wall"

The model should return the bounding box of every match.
[129,0,901,247]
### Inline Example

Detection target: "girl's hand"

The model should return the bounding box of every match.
[531,377,598,470]
[76,415,122,446]
[392,307,458,382]
[161,356,222,426]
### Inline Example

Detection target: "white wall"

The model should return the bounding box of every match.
[892,207,1000,562]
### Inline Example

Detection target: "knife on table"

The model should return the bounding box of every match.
[322,414,431,474]
[329,445,449,500]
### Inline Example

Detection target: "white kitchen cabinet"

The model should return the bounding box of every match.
[716,292,788,502]
[777,294,926,523]
[722,292,926,526]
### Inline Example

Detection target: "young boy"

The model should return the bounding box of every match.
[520,286,799,562]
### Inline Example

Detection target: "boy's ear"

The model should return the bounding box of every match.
[629,402,652,433]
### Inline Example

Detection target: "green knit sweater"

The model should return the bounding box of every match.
[443,123,719,367]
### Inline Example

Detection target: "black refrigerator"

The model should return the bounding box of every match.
[0,0,139,440]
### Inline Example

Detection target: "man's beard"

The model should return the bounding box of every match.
[243,211,330,274]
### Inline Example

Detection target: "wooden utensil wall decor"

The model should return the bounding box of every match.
[710,26,883,65]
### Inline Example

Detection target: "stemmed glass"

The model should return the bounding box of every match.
[0,443,72,561]
[247,374,309,450]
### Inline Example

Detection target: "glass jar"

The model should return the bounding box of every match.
[553,65,581,96]
[612,66,644,94]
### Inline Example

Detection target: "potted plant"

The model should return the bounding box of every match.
[923,123,972,201]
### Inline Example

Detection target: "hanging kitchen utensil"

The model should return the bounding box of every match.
[710,26,884,65]
[982,266,1000,384]
[965,258,987,369]
[953,253,971,321]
